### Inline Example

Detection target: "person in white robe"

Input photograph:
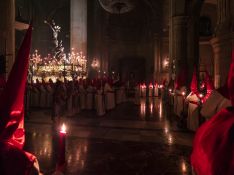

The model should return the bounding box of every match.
[174,86,187,116]
[79,79,87,110]
[52,80,67,122]
[31,80,40,107]
[148,83,153,97]
[104,81,115,110]
[153,83,159,97]
[86,82,94,110]
[95,83,105,116]
[141,83,147,97]
[186,92,200,131]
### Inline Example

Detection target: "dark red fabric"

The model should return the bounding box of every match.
[0,25,32,149]
[175,68,187,89]
[0,75,6,88]
[0,141,36,175]
[191,108,234,175]
[190,67,198,93]
[228,49,234,105]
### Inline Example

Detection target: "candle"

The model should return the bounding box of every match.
[58,123,66,168]
[182,91,186,96]
[199,93,204,98]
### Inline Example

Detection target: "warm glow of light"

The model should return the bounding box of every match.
[182,91,186,96]
[169,89,172,92]
[163,58,169,68]
[168,134,173,145]
[141,84,146,89]
[159,102,162,119]
[140,102,146,117]
[199,93,204,98]
[164,127,169,134]
[150,104,153,113]
[60,123,67,134]
[181,159,187,173]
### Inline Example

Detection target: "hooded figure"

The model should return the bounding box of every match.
[174,69,187,117]
[0,26,41,174]
[186,67,200,131]
[191,49,234,175]
[200,71,231,120]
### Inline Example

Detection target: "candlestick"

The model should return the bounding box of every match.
[57,123,66,168]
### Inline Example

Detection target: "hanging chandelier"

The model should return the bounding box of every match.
[98,0,135,14]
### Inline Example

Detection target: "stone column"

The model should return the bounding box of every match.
[70,0,87,55]
[187,15,200,82]
[172,16,188,85]
[210,34,233,88]
[153,34,162,82]
[0,0,15,78]
[211,0,232,88]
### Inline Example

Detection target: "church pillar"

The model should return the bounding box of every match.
[70,0,87,55]
[0,0,15,78]
[153,34,162,82]
[187,14,200,82]
[172,16,188,85]
[210,0,232,88]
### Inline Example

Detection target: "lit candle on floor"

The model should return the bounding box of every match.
[58,123,67,168]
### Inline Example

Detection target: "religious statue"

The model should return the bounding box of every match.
[44,20,64,59]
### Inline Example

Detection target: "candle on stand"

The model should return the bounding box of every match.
[57,123,67,168]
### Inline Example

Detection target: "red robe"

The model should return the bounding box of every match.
[191,108,234,175]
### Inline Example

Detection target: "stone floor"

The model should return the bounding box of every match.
[24,98,194,175]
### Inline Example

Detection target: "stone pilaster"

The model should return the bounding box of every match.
[70,0,87,55]
[172,16,188,85]
[153,34,162,82]
[210,33,233,88]
[211,0,232,88]
[0,0,15,78]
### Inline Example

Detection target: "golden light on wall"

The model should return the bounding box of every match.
[163,57,169,70]
[91,58,100,70]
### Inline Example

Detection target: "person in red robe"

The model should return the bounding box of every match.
[191,50,234,175]
[0,25,41,174]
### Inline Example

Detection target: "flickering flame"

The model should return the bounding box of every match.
[182,91,186,96]
[199,93,204,98]
[181,160,187,172]
[169,89,172,92]
[60,123,67,134]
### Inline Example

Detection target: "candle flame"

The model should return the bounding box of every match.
[182,92,186,96]
[60,123,67,134]
[199,93,204,98]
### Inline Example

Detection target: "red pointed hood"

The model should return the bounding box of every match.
[175,68,187,90]
[205,71,214,91]
[190,67,198,93]
[228,49,234,105]
[0,25,32,149]
[191,108,234,175]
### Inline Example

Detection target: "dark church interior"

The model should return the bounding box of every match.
[0,0,234,174]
